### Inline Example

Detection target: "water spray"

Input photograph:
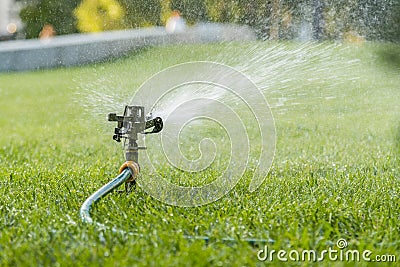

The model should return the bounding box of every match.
[80,105,163,223]
[79,62,273,245]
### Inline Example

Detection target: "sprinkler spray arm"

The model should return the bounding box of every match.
[144,117,163,134]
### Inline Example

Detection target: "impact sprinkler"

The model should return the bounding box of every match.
[80,106,163,223]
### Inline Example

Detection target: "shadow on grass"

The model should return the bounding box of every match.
[103,46,151,65]
[377,45,400,70]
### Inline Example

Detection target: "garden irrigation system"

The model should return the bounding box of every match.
[80,105,163,224]
[79,105,269,245]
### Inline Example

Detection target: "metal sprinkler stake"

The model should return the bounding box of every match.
[80,106,162,223]
[108,106,163,191]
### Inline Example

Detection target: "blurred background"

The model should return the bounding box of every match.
[0,0,399,42]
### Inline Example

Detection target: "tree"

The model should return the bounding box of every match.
[74,0,125,32]
[20,0,80,39]
[170,0,208,24]
[119,0,161,28]
[362,0,400,42]
[312,0,324,40]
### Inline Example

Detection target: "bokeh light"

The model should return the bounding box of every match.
[6,23,17,34]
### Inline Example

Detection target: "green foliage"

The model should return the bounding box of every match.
[203,0,400,41]
[20,0,80,39]
[322,0,399,41]
[386,0,400,42]
[74,0,125,32]
[119,0,162,28]
[358,0,400,41]
[205,0,272,36]
[19,0,400,41]
[160,0,173,25]
[170,0,208,24]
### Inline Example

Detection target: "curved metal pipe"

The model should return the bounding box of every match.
[80,168,272,246]
[80,168,132,223]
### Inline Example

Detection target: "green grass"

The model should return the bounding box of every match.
[0,42,399,266]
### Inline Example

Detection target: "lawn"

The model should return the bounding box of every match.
[0,42,399,266]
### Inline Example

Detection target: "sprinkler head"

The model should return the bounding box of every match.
[108,105,163,162]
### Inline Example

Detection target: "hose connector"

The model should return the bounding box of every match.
[119,161,140,182]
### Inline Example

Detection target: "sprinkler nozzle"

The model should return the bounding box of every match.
[108,105,163,162]
[108,106,163,142]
